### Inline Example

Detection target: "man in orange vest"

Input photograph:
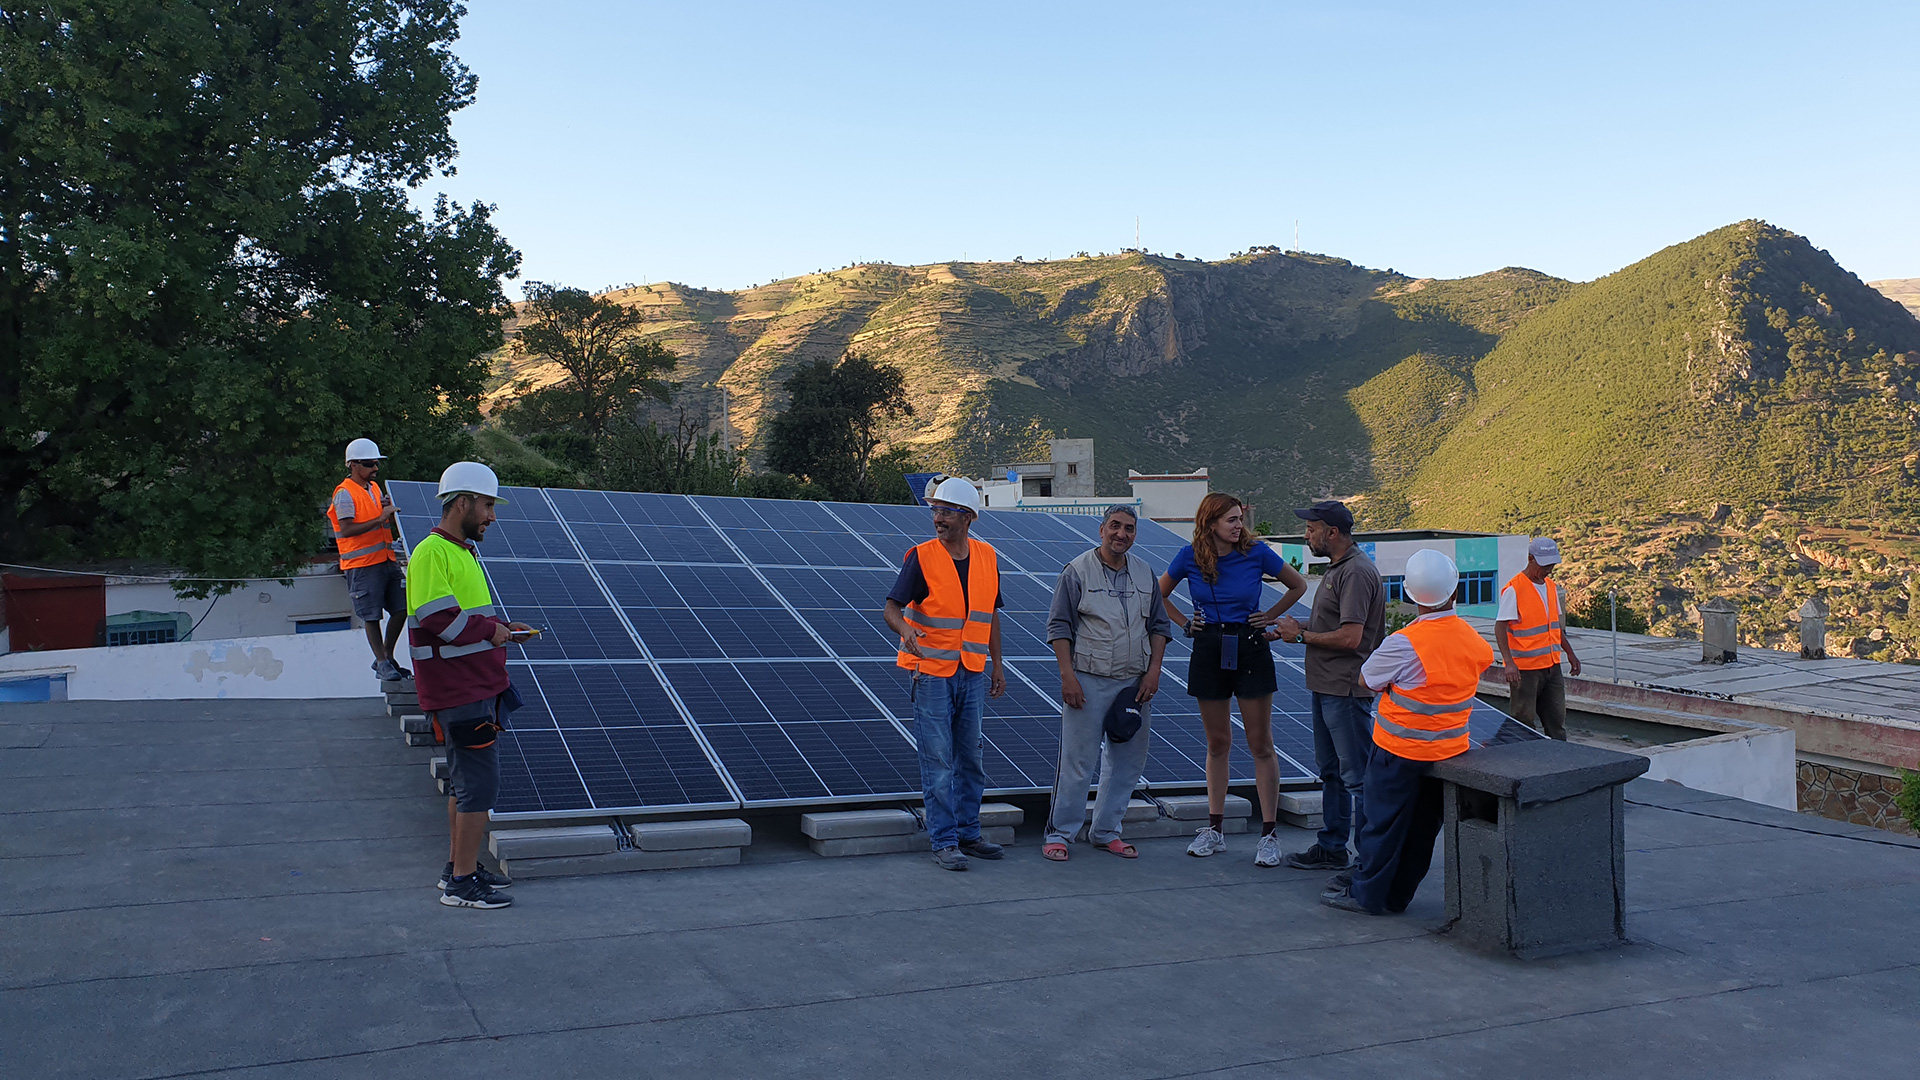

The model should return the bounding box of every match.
[1324,549,1492,916]
[1495,537,1583,740]
[882,476,1007,872]
[327,438,408,682]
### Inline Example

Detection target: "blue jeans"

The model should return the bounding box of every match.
[1311,691,1375,855]
[912,668,989,850]
[1350,745,1444,914]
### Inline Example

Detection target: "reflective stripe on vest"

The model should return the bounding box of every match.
[1372,614,1494,762]
[405,534,507,666]
[896,537,998,677]
[407,604,497,642]
[1504,572,1564,671]
[328,479,394,569]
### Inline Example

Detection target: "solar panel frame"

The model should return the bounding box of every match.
[491,661,739,819]
[383,483,751,817]
[386,479,1541,819]
[659,659,923,805]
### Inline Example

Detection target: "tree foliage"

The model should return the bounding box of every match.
[0,2,519,577]
[763,351,913,501]
[1563,590,1651,635]
[593,411,743,496]
[499,283,676,448]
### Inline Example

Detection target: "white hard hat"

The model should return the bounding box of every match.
[926,475,982,517]
[1403,548,1460,607]
[345,438,385,462]
[437,461,508,503]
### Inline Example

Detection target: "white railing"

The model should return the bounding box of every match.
[1009,498,1143,517]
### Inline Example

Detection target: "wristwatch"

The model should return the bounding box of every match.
[1294,631,1307,644]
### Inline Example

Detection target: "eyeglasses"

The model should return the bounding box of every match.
[351,460,379,468]
[930,507,969,519]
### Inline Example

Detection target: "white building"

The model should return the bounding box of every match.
[1126,469,1208,524]
[2,565,353,656]
[1263,529,1532,618]
[972,441,1210,524]
[990,438,1096,498]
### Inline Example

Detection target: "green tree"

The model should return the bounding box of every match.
[763,351,913,501]
[500,283,677,449]
[1565,591,1651,635]
[0,2,518,578]
[594,411,744,496]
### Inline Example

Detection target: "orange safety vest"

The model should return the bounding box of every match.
[896,538,998,678]
[1373,614,1494,762]
[1503,572,1563,671]
[327,478,394,570]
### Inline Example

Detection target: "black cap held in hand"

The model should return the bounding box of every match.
[1104,683,1143,743]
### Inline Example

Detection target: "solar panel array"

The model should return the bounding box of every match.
[389,482,1537,819]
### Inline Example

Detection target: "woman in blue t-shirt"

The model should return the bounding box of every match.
[1158,492,1307,867]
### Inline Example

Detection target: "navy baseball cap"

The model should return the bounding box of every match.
[1293,500,1354,533]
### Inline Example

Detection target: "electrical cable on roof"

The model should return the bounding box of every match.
[181,592,222,642]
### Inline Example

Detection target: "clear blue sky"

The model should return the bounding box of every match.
[426,2,1920,296]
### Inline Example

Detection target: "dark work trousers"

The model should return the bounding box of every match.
[1512,664,1568,740]
[1348,745,1446,915]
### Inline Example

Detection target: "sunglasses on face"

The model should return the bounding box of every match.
[930,507,968,519]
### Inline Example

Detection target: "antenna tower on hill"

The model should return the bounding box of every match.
[1294,220,1300,252]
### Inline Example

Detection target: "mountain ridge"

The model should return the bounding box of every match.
[487,223,1920,657]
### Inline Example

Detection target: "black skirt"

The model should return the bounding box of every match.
[1184,624,1279,701]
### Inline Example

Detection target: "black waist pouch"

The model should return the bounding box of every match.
[441,689,513,749]
[1200,622,1252,671]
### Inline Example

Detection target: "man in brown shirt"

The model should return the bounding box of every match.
[1270,500,1386,871]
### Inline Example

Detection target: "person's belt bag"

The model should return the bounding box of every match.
[438,682,525,750]
[1196,621,1255,670]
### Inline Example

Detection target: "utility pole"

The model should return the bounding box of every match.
[1610,589,1619,684]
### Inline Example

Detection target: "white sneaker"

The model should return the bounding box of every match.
[1186,826,1226,857]
[1255,832,1282,867]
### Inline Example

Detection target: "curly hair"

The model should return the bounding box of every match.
[1190,493,1254,584]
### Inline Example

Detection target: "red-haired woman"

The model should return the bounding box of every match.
[1158,493,1307,866]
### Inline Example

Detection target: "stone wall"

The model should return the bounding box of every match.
[1797,762,1915,836]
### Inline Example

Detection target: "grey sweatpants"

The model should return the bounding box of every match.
[1046,670,1153,846]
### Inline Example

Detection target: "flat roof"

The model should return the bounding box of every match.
[1462,616,1920,730]
[5,697,1917,1076]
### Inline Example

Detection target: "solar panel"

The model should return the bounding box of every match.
[385,479,1540,819]
[493,661,736,816]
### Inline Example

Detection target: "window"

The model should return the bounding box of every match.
[106,624,177,647]
[1382,575,1406,603]
[295,616,353,634]
[1038,480,1053,497]
[1066,463,1078,476]
[102,611,189,647]
[1455,570,1496,606]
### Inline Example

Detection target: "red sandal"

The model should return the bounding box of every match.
[1042,843,1070,861]
[1100,839,1138,859]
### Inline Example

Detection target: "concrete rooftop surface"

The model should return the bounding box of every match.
[4,699,1918,1079]
[1464,616,1920,723]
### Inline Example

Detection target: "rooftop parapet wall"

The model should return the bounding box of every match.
[1464,617,1920,774]
[0,630,380,700]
